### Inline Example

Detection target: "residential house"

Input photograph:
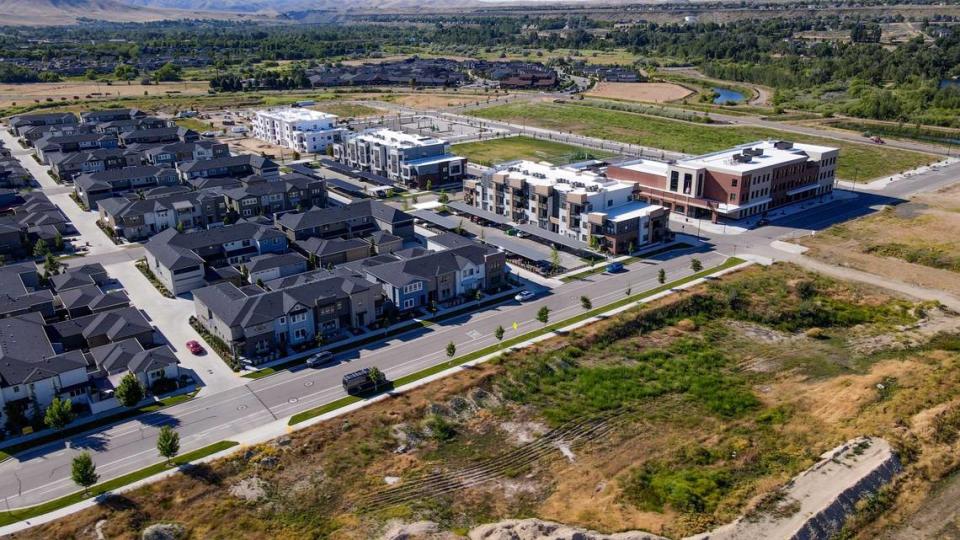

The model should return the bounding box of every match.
[36,133,119,164]
[74,165,180,209]
[143,141,229,167]
[144,222,288,295]
[50,147,141,182]
[220,173,327,219]
[298,237,371,268]
[119,126,198,146]
[0,264,55,320]
[276,200,414,242]
[80,108,146,124]
[177,154,279,182]
[193,271,381,361]
[8,112,78,137]
[98,189,227,241]
[244,252,309,285]
[87,339,179,394]
[47,306,155,351]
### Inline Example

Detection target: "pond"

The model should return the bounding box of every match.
[713,87,746,105]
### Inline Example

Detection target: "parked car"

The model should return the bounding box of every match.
[305,351,334,368]
[756,218,770,227]
[186,340,204,355]
[505,228,519,236]
[605,261,625,273]
[342,367,385,394]
[515,290,536,302]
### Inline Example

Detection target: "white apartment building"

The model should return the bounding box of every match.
[252,107,345,154]
[332,128,466,187]
[464,160,669,253]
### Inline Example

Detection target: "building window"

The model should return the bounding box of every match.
[669,171,679,192]
[731,179,738,187]
[403,298,415,309]
[729,193,736,201]
[291,312,308,323]
[279,316,286,325]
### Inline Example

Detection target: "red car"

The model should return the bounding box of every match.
[186,340,204,355]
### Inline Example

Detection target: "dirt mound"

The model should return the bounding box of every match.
[469,518,668,540]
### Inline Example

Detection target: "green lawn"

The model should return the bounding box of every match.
[467,102,937,182]
[453,135,615,166]
[0,441,238,527]
[289,256,745,425]
[174,117,214,132]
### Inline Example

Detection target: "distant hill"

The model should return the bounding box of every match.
[0,0,271,25]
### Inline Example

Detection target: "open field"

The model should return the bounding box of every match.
[467,102,937,182]
[14,263,960,539]
[586,82,693,103]
[800,183,960,297]
[309,102,384,119]
[452,135,614,166]
[381,91,510,110]
[0,81,210,109]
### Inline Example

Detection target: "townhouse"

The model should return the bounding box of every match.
[276,199,414,242]
[50,147,141,182]
[98,188,228,241]
[95,117,170,136]
[252,107,345,154]
[119,126,198,146]
[605,140,839,221]
[8,112,78,137]
[74,165,180,209]
[80,108,146,124]
[333,128,465,188]
[193,271,381,361]
[144,222,288,295]
[345,239,507,312]
[220,173,327,219]
[20,123,93,147]
[464,160,669,254]
[143,141,229,167]
[177,154,279,182]
[36,132,119,164]
[244,252,309,285]
[0,156,31,188]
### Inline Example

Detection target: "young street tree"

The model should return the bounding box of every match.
[580,295,592,310]
[44,397,74,431]
[550,246,561,274]
[494,325,505,347]
[115,372,145,408]
[368,366,386,391]
[156,425,180,465]
[537,306,550,326]
[658,268,667,285]
[446,341,457,359]
[71,452,99,495]
[690,258,703,272]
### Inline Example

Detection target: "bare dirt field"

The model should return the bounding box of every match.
[800,183,960,296]
[385,92,508,109]
[0,81,210,109]
[586,82,693,103]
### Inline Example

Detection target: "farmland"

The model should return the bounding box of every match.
[452,136,614,166]
[467,102,937,182]
[16,264,960,540]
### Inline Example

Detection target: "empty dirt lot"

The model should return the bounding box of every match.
[800,183,960,297]
[586,82,694,103]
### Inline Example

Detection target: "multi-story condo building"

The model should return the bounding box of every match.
[193,271,381,361]
[220,173,327,218]
[98,188,228,241]
[605,140,839,221]
[74,165,180,209]
[333,128,465,188]
[252,108,345,154]
[464,160,669,254]
[144,222,288,295]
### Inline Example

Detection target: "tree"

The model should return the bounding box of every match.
[438,190,449,203]
[550,246,561,274]
[44,252,62,275]
[44,397,74,431]
[33,238,49,259]
[368,366,386,391]
[176,221,185,233]
[446,341,456,359]
[456,219,464,235]
[537,306,550,326]
[425,179,432,191]
[114,64,138,81]
[494,325,504,347]
[71,452,98,495]
[115,372,145,407]
[156,425,180,464]
[84,68,98,81]
[625,284,632,297]
[53,231,64,251]
[690,258,703,272]
[658,268,666,285]
[580,295,592,310]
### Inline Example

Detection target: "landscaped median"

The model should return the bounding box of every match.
[288,256,746,426]
[0,440,238,527]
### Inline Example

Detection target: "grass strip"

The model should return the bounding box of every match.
[245,290,520,380]
[289,257,744,426]
[0,440,238,527]
[0,391,199,459]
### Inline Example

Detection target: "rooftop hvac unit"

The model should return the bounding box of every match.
[774,141,794,150]
[732,153,752,163]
